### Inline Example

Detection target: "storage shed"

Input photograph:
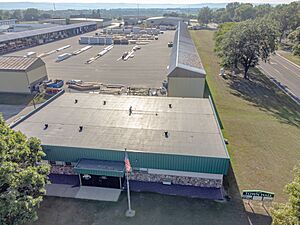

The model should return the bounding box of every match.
[0,56,48,93]
[167,22,206,98]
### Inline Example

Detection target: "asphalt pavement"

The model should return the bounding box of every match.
[257,53,300,104]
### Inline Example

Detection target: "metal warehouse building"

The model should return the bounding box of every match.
[146,16,189,27]
[0,56,48,93]
[13,92,230,199]
[167,22,206,98]
[0,22,97,55]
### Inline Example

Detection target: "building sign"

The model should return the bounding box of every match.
[242,190,275,201]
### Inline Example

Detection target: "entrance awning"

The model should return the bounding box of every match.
[74,159,125,177]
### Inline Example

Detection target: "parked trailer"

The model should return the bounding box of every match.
[39,45,71,58]
[86,44,114,64]
[57,45,71,51]
[24,52,37,57]
[56,53,72,62]
[73,45,92,55]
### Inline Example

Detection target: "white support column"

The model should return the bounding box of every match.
[78,174,82,186]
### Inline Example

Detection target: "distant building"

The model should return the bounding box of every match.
[7,23,58,32]
[0,19,17,32]
[69,18,112,28]
[167,22,206,98]
[0,56,48,94]
[145,16,189,27]
[0,19,17,27]
[0,22,97,55]
[40,19,67,25]
[123,16,147,26]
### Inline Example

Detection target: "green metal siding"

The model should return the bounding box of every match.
[43,145,230,175]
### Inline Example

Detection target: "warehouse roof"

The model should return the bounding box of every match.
[0,56,43,71]
[70,18,104,22]
[13,93,229,159]
[146,16,187,21]
[168,22,206,78]
[0,22,96,43]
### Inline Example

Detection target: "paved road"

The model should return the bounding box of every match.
[258,53,300,103]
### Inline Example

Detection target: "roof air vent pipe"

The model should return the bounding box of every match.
[164,131,169,138]
[44,124,48,130]
[79,126,83,132]
[75,99,78,104]
[169,104,172,109]
[129,106,132,116]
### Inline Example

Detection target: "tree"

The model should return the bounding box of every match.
[255,4,273,18]
[226,2,240,21]
[271,161,300,225]
[23,8,40,21]
[12,10,22,21]
[0,116,50,225]
[216,18,277,79]
[272,2,300,43]
[198,7,213,25]
[234,3,255,22]
[288,27,300,56]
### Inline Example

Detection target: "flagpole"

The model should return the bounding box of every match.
[125,148,135,217]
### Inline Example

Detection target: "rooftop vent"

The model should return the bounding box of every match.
[169,104,172,108]
[79,126,83,132]
[129,106,132,116]
[74,99,78,104]
[103,100,106,105]
[44,124,48,130]
[164,131,169,138]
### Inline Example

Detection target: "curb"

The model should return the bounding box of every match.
[276,52,300,69]
[258,66,300,106]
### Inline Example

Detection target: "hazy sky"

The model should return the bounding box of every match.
[0,0,296,3]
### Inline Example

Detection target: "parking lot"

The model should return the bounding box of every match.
[6,29,175,88]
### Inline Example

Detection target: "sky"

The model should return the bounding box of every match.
[0,0,296,3]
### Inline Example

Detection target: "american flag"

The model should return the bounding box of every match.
[124,152,132,173]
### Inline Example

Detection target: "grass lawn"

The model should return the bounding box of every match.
[190,30,300,203]
[277,50,300,67]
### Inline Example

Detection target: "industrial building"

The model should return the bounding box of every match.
[12,92,229,199]
[69,18,112,28]
[0,56,48,93]
[7,23,58,32]
[146,16,189,27]
[167,22,206,98]
[0,22,97,55]
[0,19,17,32]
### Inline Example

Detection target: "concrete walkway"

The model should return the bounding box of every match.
[46,184,121,202]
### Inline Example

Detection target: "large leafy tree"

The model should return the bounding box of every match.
[271,162,300,225]
[23,8,40,21]
[288,27,300,56]
[234,3,255,22]
[0,116,50,225]
[216,18,277,79]
[272,2,300,43]
[198,7,213,25]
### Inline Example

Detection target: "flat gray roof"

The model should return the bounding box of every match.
[0,22,96,43]
[13,93,229,159]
